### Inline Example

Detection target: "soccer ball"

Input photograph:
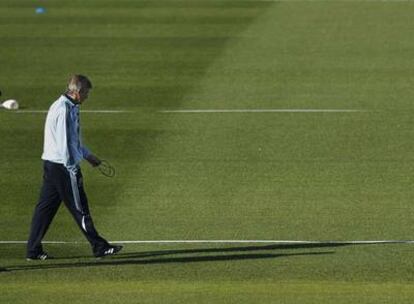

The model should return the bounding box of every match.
[1,99,19,110]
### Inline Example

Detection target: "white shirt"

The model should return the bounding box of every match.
[41,95,90,171]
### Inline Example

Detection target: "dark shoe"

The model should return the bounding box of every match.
[95,245,123,258]
[26,252,53,261]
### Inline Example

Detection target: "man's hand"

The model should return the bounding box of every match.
[86,154,102,167]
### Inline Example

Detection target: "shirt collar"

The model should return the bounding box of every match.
[63,94,79,106]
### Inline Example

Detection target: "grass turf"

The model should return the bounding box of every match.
[1,0,414,303]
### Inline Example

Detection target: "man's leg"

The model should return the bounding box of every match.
[57,166,110,255]
[27,162,61,258]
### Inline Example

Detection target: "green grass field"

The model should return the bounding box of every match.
[1,0,414,303]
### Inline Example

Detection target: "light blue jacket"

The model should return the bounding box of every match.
[41,95,90,172]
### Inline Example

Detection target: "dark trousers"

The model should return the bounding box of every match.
[27,161,109,257]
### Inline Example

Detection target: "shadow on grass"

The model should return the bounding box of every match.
[114,242,350,260]
[56,242,352,260]
[0,243,345,272]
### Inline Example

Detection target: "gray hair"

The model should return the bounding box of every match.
[67,75,92,93]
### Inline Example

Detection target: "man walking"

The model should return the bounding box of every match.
[27,75,122,260]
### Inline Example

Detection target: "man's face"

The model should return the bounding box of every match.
[77,88,90,104]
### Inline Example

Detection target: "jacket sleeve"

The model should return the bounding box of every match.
[79,124,91,159]
[81,145,91,159]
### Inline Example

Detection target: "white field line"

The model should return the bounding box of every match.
[1,240,413,245]
[10,110,132,114]
[267,0,414,2]
[3,109,366,114]
[160,109,364,113]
